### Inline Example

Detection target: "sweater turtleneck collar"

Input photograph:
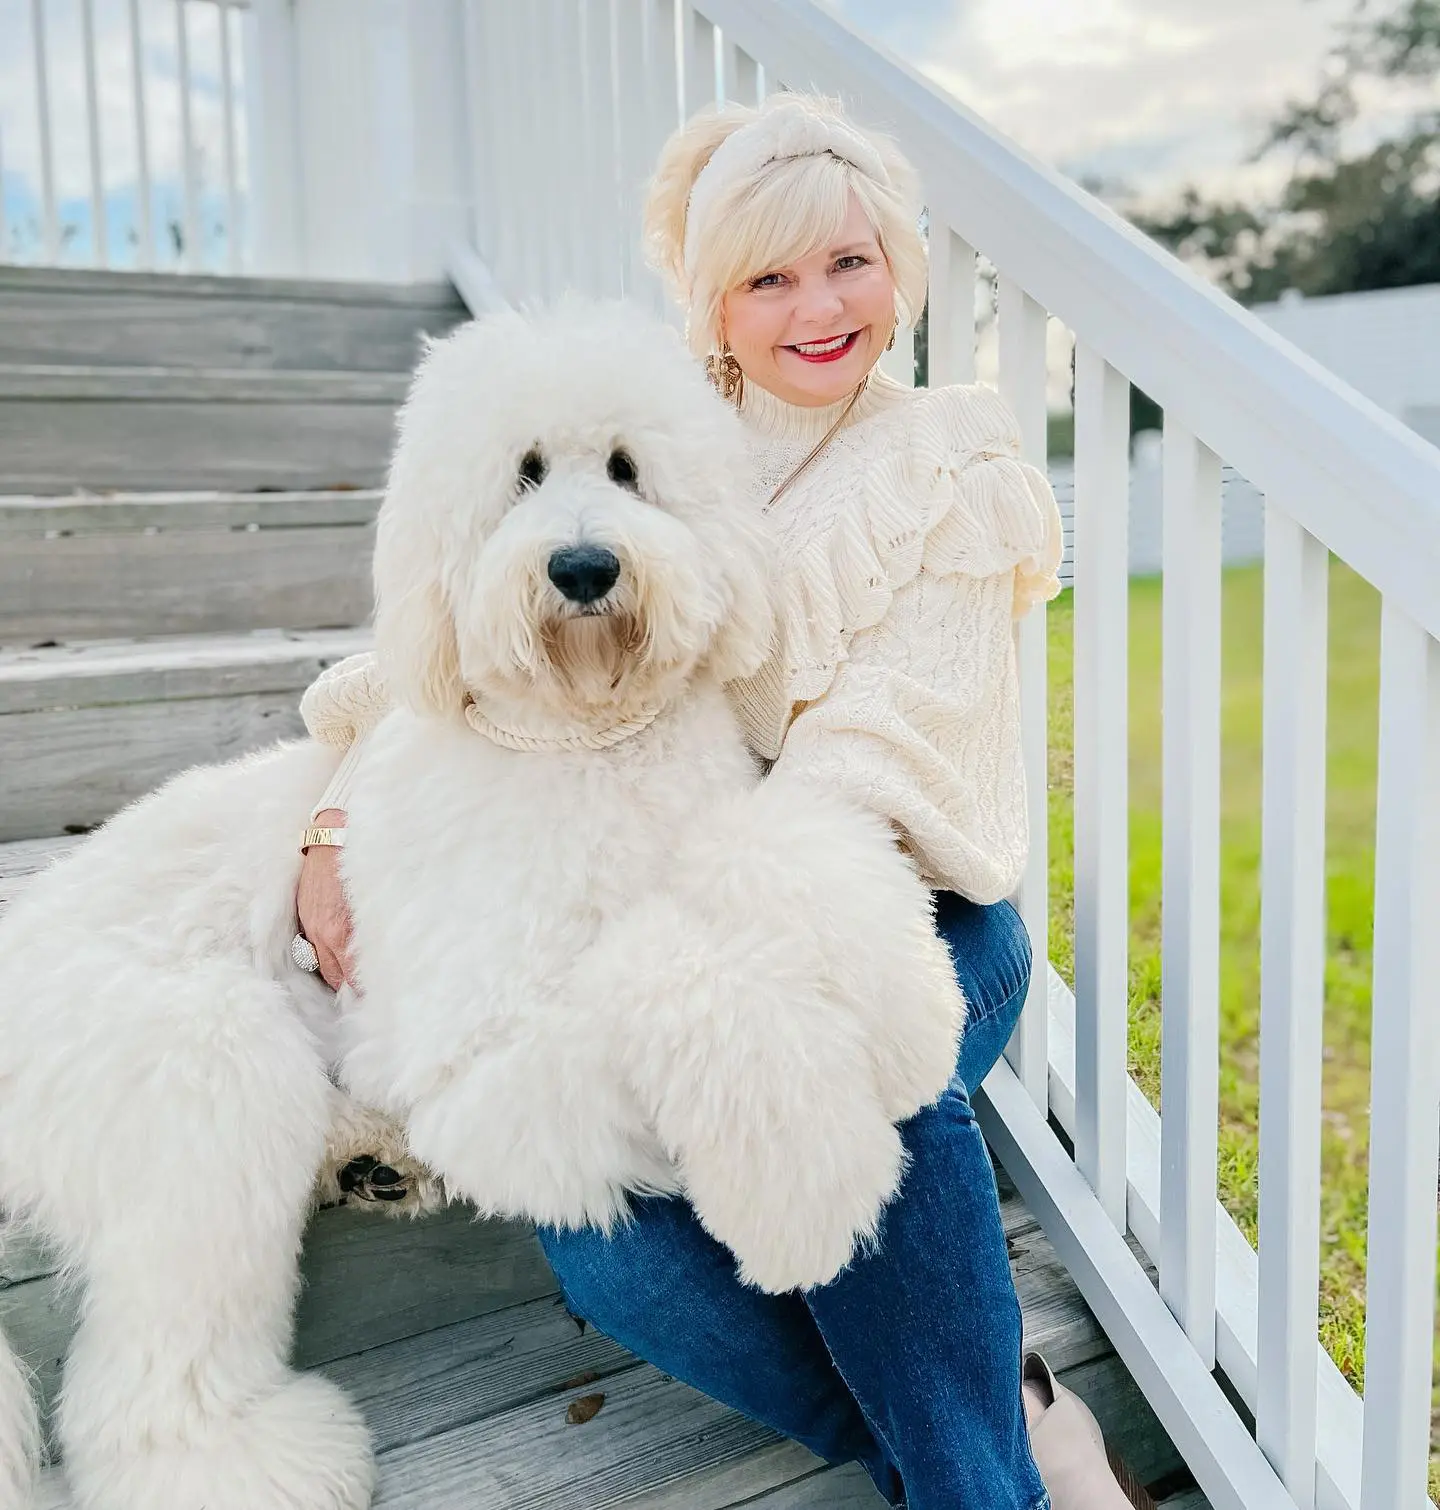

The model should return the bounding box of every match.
[737,366,910,445]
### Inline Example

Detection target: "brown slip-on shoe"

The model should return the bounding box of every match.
[1022,1354,1158,1510]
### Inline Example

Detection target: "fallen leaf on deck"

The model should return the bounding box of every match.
[566,1393,606,1425]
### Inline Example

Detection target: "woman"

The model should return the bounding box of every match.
[295,94,1140,1510]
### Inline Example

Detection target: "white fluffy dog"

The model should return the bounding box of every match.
[0,302,964,1510]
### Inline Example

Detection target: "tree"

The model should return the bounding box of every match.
[1134,0,1440,303]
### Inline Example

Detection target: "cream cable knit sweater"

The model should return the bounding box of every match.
[300,369,1063,905]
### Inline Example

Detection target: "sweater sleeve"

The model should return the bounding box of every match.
[768,390,1063,903]
[299,651,392,817]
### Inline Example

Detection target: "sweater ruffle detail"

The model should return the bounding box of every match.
[731,384,1062,760]
[299,651,387,747]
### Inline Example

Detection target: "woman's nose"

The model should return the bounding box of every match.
[791,278,845,326]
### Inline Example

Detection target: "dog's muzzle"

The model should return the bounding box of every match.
[548,545,620,605]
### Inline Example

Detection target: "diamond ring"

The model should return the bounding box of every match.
[291,933,321,973]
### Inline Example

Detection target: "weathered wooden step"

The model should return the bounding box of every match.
[1,490,380,643]
[0,628,370,840]
[0,265,466,373]
[0,365,408,495]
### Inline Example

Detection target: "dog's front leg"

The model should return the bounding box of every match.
[598,897,907,1295]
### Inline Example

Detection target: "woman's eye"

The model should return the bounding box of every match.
[606,448,639,490]
[748,272,785,290]
[835,255,870,272]
[518,446,546,489]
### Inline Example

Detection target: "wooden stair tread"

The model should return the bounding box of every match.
[0,364,409,404]
[0,627,372,710]
[0,488,383,535]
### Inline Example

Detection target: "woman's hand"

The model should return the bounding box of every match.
[297,808,354,991]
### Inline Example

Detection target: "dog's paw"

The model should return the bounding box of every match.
[313,1150,447,1218]
[338,1154,410,1204]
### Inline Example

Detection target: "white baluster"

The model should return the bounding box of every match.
[926,222,976,387]
[614,0,652,299]
[1158,422,1222,1363]
[645,0,681,323]
[580,0,622,298]
[492,1,523,296]
[127,0,153,269]
[31,0,59,262]
[217,0,241,273]
[458,0,490,267]
[533,0,561,299]
[1360,608,1439,1510]
[175,0,200,269]
[1072,343,1129,1230]
[1256,505,1328,1507]
[80,0,107,267]
[682,4,716,114]
[647,0,680,143]
[547,0,579,296]
[997,277,1050,1112]
[721,37,760,106]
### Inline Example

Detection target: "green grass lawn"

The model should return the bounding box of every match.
[1042,562,1440,1489]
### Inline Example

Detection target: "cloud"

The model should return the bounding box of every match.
[834,0,1361,203]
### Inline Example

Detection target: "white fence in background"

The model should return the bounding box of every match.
[2,0,248,271]
[453,5,1440,1510]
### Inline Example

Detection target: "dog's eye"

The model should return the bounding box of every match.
[518,447,547,490]
[606,448,639,491]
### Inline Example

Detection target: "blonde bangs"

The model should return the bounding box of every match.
[687,152,928,357]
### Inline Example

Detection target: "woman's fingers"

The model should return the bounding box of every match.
[315,941,348,993]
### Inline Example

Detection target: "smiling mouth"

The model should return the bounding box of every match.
[785,330,862,362]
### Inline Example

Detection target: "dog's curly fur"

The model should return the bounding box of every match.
[0,301,964,1509]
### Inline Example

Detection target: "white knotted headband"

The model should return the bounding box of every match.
[681,101,892,281]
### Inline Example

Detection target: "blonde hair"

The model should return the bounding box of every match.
[643,93,928,359]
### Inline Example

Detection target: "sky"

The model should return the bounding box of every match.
[830,0,1405,208]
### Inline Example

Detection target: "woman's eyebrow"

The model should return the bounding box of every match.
[828,241,880,256]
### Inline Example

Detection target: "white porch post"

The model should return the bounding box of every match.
[244,0,474,283]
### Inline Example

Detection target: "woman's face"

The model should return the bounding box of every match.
[719,193,896,409]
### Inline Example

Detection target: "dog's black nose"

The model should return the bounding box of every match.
[548,545,620,604]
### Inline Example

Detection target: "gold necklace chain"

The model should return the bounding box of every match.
[764,376,870,512]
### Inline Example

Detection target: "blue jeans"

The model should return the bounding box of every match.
[536,893,1049,1510]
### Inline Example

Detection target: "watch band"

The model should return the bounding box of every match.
[300,825,348,853]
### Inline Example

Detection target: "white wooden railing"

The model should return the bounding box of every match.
[3,0,248,271]
[450,5,1440,1510]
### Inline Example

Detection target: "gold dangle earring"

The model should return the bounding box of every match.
[705,345,745,406]
[886,323,897,351]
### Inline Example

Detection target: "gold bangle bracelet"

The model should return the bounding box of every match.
[300,826,348,854]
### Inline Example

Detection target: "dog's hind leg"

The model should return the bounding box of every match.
[0,1311,41,1509]
[50,967,373,1510]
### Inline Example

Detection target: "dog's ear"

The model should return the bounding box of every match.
[706,505,778,685]
[372,504,466,720]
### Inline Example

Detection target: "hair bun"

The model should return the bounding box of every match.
[642,103,757,300]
